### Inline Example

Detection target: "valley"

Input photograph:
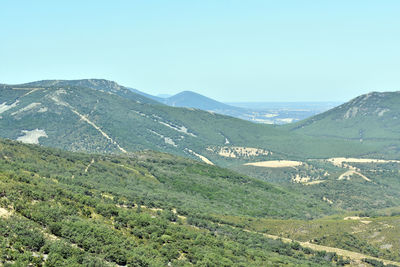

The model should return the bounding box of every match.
[132,89,340,125]
[1,80,395,161]
[1,79,400,266]
[2,1,399,266]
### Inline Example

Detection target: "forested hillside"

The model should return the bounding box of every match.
[287,91,400,157]
[0,80,387,164]
[0,139,349,266]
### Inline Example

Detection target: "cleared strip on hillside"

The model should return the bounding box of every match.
[244,160,303,168]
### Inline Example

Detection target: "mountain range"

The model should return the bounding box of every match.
[130,88,245,110]
[2,79,381,165]
[2,79,400,266]
[131,88,339,124]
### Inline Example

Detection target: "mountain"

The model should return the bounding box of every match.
[162,91,238,111]
[0,79,375,163]
[0,80,283,158]
[132,89,342,125]
[3,84,400,265]
[287,91,400,156]
[0,138,343,266]
[131,88,247,115]
[22,79,161,105]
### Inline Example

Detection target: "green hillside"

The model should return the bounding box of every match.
[0,82,289,157]
[2,83,400,266]
[287,91,400,157]
[0,80,384,163]
[232,159,400,212]
[0,139,333,220]
[217,210,400,264]
[0,139,347,266]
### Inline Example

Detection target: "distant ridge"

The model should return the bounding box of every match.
[129,88,339,124]
[130,89,241,111]
[0,78,376,162]
[0,79,290,158]
[129,87,165,103]
[21,79,160,105]
[288,91,400,144]
[162,91,240,111]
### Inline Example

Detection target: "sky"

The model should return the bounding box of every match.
[1,1,400,102]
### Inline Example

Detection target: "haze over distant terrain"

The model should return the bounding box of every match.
[2,1,400,266]
[2,79,400,265]
[131,87,342,124]
[1,1,400,102]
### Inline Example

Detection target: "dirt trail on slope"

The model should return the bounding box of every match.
[184,148,214,165]
[84,158,94,173]
[115,197,400,266]
[338,170,371,182]
[243,229,400,266]
[71,110,127,153]
[48,90,127,154]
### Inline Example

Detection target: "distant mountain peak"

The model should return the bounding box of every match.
[130,88,236,110]
[175,90,199,95]
[163,90,235,110]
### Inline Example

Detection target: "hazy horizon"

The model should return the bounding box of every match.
[0,77,391,103]
[2,1,400,102]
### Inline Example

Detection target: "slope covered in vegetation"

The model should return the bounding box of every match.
[0,80,383,163]
[287,91,400,157]
[0,139,349,266]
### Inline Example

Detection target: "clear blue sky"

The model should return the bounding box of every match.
[1,1,399,102]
